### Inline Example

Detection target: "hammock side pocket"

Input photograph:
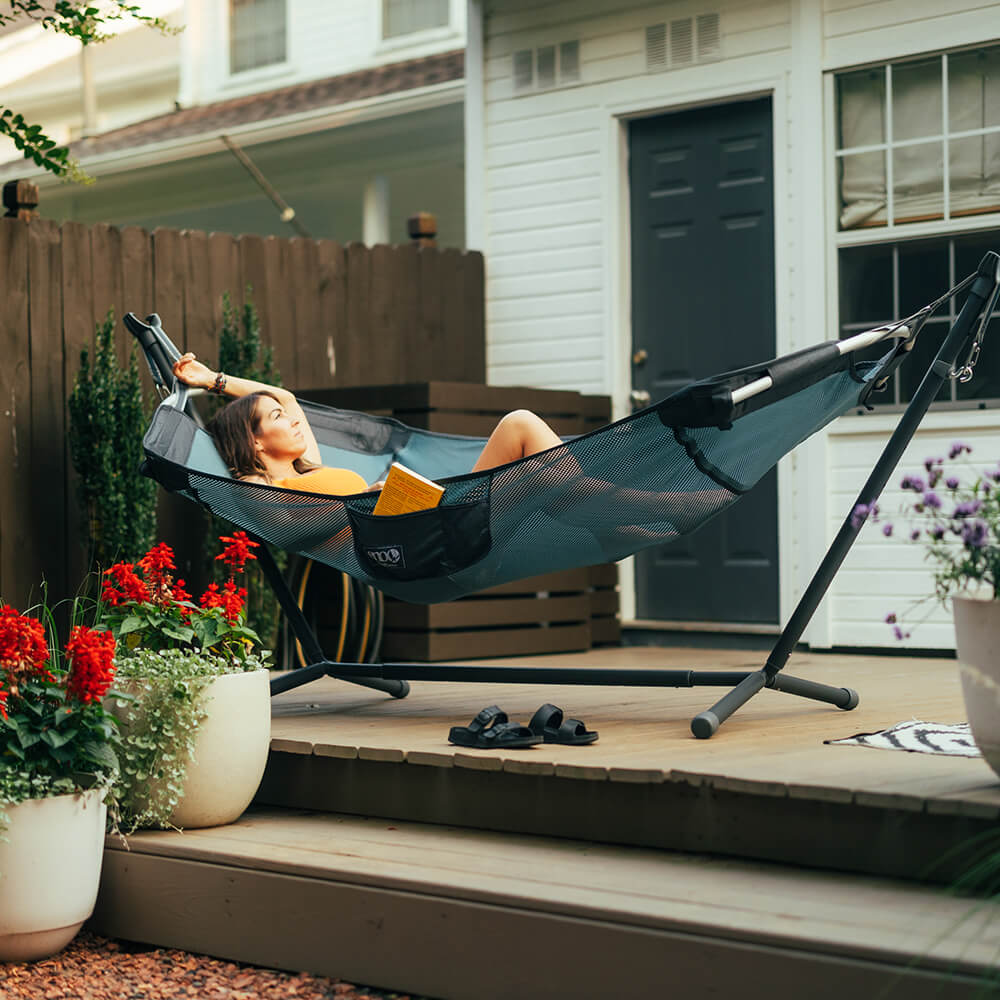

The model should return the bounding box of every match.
[347,497,492,582]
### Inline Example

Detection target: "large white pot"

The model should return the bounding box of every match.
[114,668,271,829]
[953,596,1000,779]
[170,668,271,828]
[0,789,107,962]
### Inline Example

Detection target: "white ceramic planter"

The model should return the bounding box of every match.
[0,789,107,962]
[114,667,272,829]
[953,596,1000,779]
[169,668,271,828]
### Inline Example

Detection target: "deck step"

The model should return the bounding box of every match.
[93,807,1000,999]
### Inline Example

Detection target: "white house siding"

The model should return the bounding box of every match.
[190,0,467,105]
[481,0,795,395]
[816,0,1000,649]
[480,0,1000,647]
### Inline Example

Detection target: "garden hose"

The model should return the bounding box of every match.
[288,557,382,669]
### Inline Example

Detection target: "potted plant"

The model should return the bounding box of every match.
[0,604,119,962]
[100,532,271,831]
[856,443,1000,776]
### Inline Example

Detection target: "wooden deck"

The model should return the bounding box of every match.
[92,644,1000,998]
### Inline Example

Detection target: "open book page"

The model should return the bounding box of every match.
[372,462,445,516]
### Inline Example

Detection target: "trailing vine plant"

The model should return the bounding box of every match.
[205,290,286,655]
[67,308,157,571]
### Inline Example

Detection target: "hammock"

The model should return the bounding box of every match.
[126,251,1000,737]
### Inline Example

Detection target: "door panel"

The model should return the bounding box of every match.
[629,97,778,624]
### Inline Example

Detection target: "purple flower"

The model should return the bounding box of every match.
[946,477,960,490]
[885,613,897,624]
[930,524,946,540]
[850,503,877,529]
[882,524,893,537]
[893,625,906,641]
[901,475,926,493]
[954,500,983,517]
[923,491,942,509]
[910,529,921,541]
[949,442,971,460]
[961,519,989,549]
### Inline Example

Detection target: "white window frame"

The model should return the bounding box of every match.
[376,0,462,56]
[227,0,291,81]
[828,44,1000,410]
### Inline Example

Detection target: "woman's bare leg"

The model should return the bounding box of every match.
[471,410,563,472]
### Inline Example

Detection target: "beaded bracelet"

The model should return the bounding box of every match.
[211,372,228,395]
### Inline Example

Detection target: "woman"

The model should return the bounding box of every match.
[171,353,565,493]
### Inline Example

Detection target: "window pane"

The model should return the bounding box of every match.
[892,58,942,141]
[383,0,449,39]
[839,245,893,329]
[560,40,580,82]
[949,135,1000,218]
[898,240,948,316]
[837,68,885,149]
[955,232,1000,401]
[839,150,886,229]
[536,45,555,88]
[231,0,285,73]
[899,319,953,403]
[949,47,1000,132]
[892,141,943,224]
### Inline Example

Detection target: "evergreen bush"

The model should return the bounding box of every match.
[67,309,157,571]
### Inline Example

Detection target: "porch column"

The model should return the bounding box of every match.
[363,174,390,246]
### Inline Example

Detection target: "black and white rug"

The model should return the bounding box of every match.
[826,720,981,757]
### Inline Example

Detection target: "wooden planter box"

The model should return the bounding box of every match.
[300,382,621,661]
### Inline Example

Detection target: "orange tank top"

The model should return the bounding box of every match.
[273,467,369,496]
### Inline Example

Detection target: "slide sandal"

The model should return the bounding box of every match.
[448,705,541,749]
[529,703,599,745]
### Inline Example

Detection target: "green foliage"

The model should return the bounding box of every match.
[67,309,157,572]
[0,3,179,182]
[209,290,287,655]
[110,648,266,832]
[0,594,121,833]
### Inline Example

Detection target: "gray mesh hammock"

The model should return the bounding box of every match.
[125,251,1000,737]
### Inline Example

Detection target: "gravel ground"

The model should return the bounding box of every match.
[0,930,427,1000]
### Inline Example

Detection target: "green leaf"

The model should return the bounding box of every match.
[118,614,144,634]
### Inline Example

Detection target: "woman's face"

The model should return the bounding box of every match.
[253,397,306,461]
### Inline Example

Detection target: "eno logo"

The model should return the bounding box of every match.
[366,545,405,568]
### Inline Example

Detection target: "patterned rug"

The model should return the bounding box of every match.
[825,720,982,757]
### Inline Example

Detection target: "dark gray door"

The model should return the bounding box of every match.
[628,97,778,624]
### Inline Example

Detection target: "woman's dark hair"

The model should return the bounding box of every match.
[207,391,313,481]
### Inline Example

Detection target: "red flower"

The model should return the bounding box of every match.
[215,532,259,574]
[199,580,245,624]
[103,563,150,605]
[65,626,116,704]
[0,604,53,694]
[0,684,8,719]
[139,543,175,576]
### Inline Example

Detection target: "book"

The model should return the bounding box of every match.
[373,462,445,516]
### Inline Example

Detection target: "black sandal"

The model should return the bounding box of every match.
[448,705,541,749]
[529,703,599,745]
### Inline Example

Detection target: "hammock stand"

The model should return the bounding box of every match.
[125,251,1000,738]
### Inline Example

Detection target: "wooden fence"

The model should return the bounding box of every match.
[0,215,485,611]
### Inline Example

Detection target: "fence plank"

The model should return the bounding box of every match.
[182,229,215,362]
[237,233,270,353]
[0,221,34,607]
[151,227,186,346]
[288,238,319,390]
[27,218,67,608]
[368,244,396,385]
[315,239,345,390]
[60,221,96,595]
[439,248,466,381]
[393,243,420,383]
[265,234,296,385]
[120,227,154,390]
[464,250,486,382]
[208,232,241,367]
[342,242,370,386]
[90,222,125,364]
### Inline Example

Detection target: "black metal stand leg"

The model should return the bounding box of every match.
[691,255,1000,739]
[770,672,858,709]
[691,671,767,739]
[253,542,409,700]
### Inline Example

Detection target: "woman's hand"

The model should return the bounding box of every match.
[365,480,385,493]
[173,353,216,390]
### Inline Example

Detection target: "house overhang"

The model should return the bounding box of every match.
[2,49,464,184]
